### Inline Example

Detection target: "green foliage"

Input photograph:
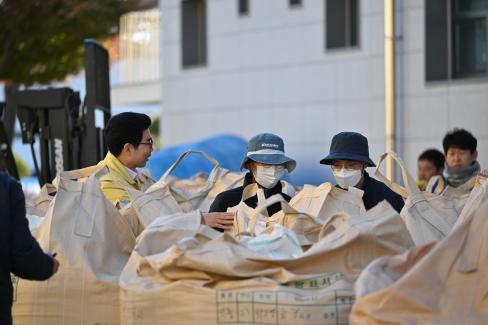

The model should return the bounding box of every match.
[14,153,31,178]
[0,0,135,85]
[149,114,159,137]
[149,114,161,148]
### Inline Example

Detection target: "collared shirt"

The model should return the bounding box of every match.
[125,166,139,181]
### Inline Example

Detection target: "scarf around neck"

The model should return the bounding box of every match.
[443,160,480,188]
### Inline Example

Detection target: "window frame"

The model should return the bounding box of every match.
[450,6,488,78]
[325,0,360,51]
[181,0,207,69]
[238,0,250,16]
[289,0,303,8]
[425,0,488,82]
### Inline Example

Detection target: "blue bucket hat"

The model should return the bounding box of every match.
[320,132,376,167]
[240,133,296,172]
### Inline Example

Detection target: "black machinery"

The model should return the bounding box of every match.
[0,40,111,186]
[0,102,19,179]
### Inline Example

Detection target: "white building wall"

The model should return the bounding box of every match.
[160,0,488,185]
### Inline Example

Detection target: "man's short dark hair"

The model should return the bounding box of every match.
[105,112,151,156]
[418,149,445,170]
[442,128,477,154]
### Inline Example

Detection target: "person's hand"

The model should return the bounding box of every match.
[202,212,235,230]
[52,258,60,276]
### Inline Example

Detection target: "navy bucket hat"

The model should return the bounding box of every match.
[320,132,376,167]
[240,133,296,172]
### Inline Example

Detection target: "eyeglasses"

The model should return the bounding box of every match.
[138,138,154,147]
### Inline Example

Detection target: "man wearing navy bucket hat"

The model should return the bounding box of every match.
[320,131,404,213]
[207,133,296,230]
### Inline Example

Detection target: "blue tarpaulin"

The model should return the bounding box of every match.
[146,134,248,180]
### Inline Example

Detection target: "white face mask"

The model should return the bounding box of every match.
[254,165,286,189]
[333,168,363,189]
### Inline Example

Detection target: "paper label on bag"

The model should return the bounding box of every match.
[215,288,354,324]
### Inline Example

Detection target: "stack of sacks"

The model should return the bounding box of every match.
[25,183,56,217]
[24,183,56,235]
[351,176,488,324]
[430,170,488,214]
[290,182,366,222]
[451,173,488,230]
[229,182,369,247]
[374,151,461,245]
[12,165,136,325]
[239,224,304,259]
[123,150,247,231]
[228,184,322,246]
[119,197,413,325]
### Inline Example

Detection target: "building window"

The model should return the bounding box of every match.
[290,0,303,7]
[325,0,359,49]
[118,8,160,84]
[181,0,207,68]
[426,0,488,81]
[239,0,249,16]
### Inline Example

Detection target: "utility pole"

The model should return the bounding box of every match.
[385,0,396,180]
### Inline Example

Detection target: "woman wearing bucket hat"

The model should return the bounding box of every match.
[320,131,404,213]
[206,133,296,230]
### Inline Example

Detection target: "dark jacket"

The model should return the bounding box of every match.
[0,172,54,325]
[209,172,291,217]
[358,171,404,213]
